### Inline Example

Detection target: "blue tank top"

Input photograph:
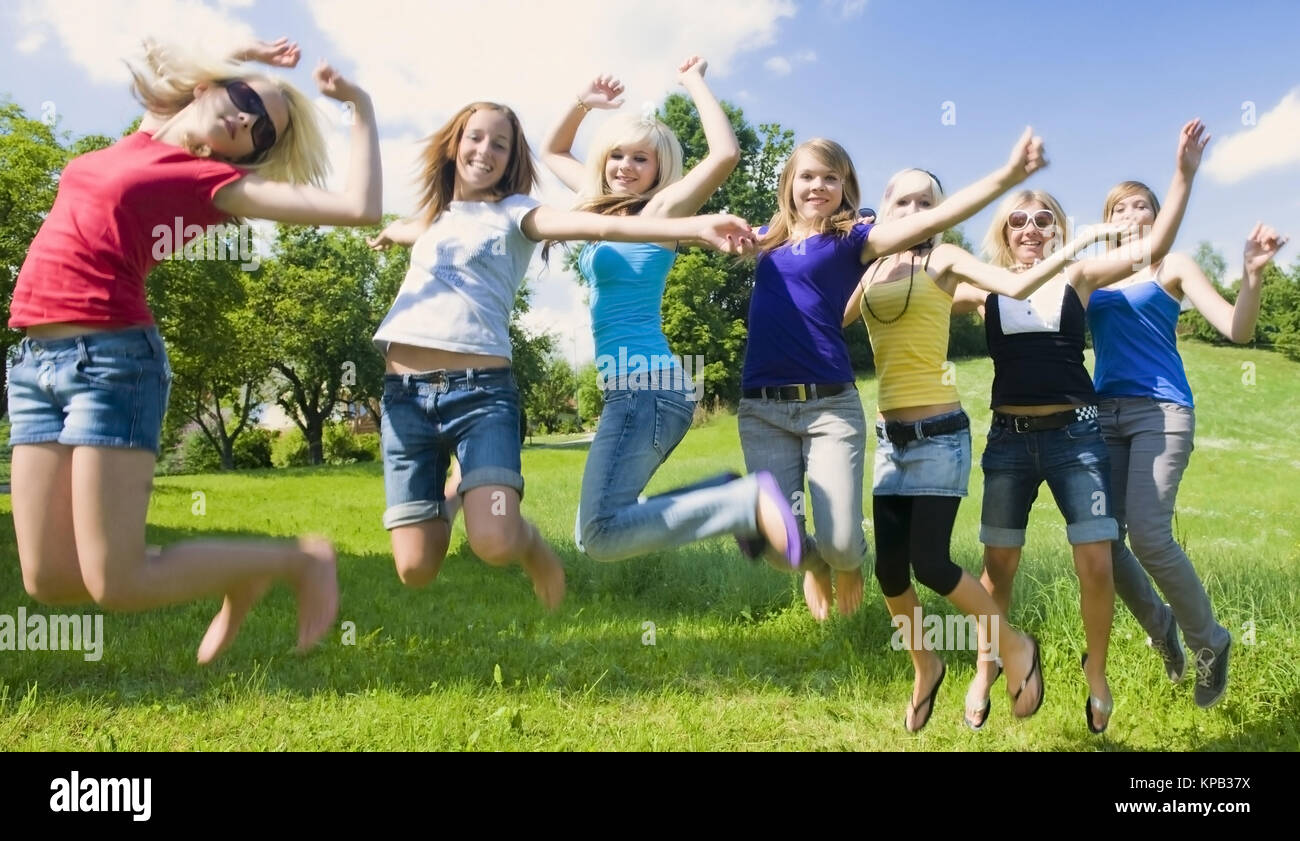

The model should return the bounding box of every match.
[579,241,678,375]
[1087,269,1194,407]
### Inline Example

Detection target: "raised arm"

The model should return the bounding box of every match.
[643,57,741,218]
[861,127,1047,262]
[522,206,754,254]
[213,61,382,226]
[930,224,1123,299]
[1176,224,1287,343]
[541,75,625,192]
[1072,119,1210,299]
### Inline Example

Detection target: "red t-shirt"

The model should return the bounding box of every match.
[9,131,245,328]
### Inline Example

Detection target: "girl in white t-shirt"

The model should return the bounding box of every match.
[369,101,753,609]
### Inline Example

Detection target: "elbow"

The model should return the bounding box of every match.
[717,147,741,169]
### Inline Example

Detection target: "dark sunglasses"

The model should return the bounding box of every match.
[222,80,277,164]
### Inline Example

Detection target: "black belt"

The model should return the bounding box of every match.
[878,412,969,448]
[994,405,1099,433]
[743,383,854,401]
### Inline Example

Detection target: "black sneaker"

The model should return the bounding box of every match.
[1146,607,1187,683]
[1193,638,1231,709]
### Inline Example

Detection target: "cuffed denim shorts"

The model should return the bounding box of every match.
[380,367,524,530]
[7,327,172,453]
[979,413,1118,547]
[872,409,972,497]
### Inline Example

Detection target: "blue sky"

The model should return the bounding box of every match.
[3,0,1296,362]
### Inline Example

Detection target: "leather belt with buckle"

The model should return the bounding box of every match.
[994,405,1099,433]
[742,383,853,401]
[877,412,970,448]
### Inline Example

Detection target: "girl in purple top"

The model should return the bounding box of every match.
[740,129,1055,729]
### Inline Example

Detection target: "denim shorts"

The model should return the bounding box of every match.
[872,409,971,497]
[380,367,523,529]
[7,327,172,453]
[979,412,1118,547]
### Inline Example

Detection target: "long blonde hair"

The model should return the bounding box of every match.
[760,138,861,253]
[981,189,1070,268]
[126,39,328,186]
[415,102,537,227]
[575,110,684,217]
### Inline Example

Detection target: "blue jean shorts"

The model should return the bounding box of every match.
[7,327,172,453]
[872,409,972,497]
[380,367,524,529]
[979,411,1118,547]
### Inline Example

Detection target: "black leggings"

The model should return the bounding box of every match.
[873,495,964,598]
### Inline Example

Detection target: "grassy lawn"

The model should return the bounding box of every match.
[1,340,1297,751]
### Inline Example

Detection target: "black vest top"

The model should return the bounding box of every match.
[985,283,1098,407]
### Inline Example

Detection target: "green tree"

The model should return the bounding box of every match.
[528,356,579,433]
[509,280,557,438]
[149,249,272,470]
[252,226,386,464]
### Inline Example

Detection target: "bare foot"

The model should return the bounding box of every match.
[1006,632,1044,718]
[443,459,463,525]
[803,561,833,621]
[835,568,864,617]
[906,653,946,732]
[521,524,566,610]
[197,577,272,665]
[963,657,1002,729]
[291,536,339,655]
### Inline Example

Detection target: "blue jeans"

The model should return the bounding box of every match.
[8,327,172,453]
[979,413,1119,547]
[380,368,523,529]
[576,386,760,561]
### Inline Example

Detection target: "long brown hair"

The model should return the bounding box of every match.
[415,102,537,226]
[759,138,861,253]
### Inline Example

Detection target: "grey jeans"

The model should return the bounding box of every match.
[1101,397,1230,654]
[738,388,869,572]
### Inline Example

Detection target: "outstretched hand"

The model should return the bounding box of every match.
[1176,118,1211,177]
[239,37,301,68]
[314,60,365,104]
[678,55,708,82]
[696,214,757,254]
[1244,223,1288,273]
[579,75,625,111]
[1006,127,1048,182]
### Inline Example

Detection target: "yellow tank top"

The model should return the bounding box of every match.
[860,252,959,411]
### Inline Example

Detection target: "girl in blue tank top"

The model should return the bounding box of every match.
[539,57,804,566]
[1087,168,1288,710]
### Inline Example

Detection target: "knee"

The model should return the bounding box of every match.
[873,557,910,599]
[1128,525,1177,561]
[22,568,89,607]
[393,551,443,589]
[817,539,865,573]
[578,523,620,563]
[1073,546,1114,591]
[983,546,1021,580]
[467,519,528,566]
[914,559,961,597]
[84,574,141,611]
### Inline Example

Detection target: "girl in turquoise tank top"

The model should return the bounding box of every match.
[539,57,804,566]
[1088,171,1287,710]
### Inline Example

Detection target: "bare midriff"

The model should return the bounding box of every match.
[993,403,1078,416]
[385,342,510,374]
[25,322,145,339]
[880,401,962,424]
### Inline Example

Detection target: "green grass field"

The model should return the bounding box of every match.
[2,340,1297,751]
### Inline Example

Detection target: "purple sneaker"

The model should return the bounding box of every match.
[754,471,801,568]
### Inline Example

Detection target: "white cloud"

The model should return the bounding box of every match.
[1203,89,1300,184]
[306,0,795,135]
[15,0,258,84]
[824,0,868,17]
[765,56,792,76]
[15,30,46,53]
